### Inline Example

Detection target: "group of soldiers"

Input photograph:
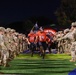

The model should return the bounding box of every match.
[55,22,76,65]
[0,27,28,67]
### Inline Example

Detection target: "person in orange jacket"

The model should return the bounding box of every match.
[28,30,37,56]
[36,27,50,59]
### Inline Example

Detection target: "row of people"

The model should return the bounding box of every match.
[55,22,76,65]
[0,27,28,67]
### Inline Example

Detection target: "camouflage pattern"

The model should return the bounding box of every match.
[56,31,64,53]
[0,27,28,67]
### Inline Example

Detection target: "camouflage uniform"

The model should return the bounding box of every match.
[14,32,20,55]
[2,31,10,67]
[0,27,27,67]
[18,34,23,53]
[56,31,64,53]
[0,27,9,67]
[70,41,76,62]
[70,22,76,62]
[63,29,71,53]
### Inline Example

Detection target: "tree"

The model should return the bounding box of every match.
[55,0,76,28]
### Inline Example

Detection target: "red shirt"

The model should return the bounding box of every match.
[36,31,50,42]
[28,33,36,43]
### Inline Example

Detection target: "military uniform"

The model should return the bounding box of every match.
[70,41,76,62]
[0,27,28,67]
[56,31,64,53]
[69,22,76,62]
[0,27,6,66]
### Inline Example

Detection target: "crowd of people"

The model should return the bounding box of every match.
[0,22,76,67]
[0,27,28,67]
[55,22,76,64]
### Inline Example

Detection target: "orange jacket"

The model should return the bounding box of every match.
[28,33,36,43]
[36,31,50,42]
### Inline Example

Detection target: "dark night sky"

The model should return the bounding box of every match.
[0,0,60,24]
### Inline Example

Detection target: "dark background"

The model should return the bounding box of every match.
[0,0,61,33]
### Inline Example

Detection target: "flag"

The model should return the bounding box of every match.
[33,22,39,33]
[34,22,38,28]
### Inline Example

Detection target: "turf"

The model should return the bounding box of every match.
[0,54,76,75]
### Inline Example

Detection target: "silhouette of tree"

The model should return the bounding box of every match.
[55,0,76,28]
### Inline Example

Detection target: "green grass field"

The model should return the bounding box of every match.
[0,54,76,75]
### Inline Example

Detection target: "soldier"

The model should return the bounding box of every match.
[62,22,76,62]
[14,32,20,56]
[11,29,18,58]
[70,22,76,62]
[22,34,28,51]
[2,29,10,67]
[70,33,76,62]
[0,27,9,67]
[56,31,64,53]
[63,28,70,54]
[6,28,13,60]
[18,34,23,53]
[0,27,5,65]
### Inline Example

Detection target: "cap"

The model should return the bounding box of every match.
[0,27,5,31]
[71,22,76,27]
[11,29,16,32]
[6,28,11,32]
[64,28,70,33]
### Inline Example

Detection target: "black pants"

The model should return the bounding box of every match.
[38,42,47,59]
[29,43,36,56]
